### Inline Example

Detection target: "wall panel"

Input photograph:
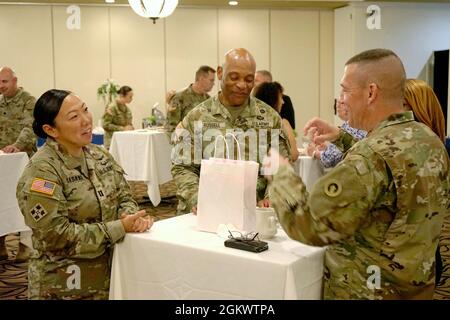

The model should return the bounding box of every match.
[271,10,320,136]
[52,5,110,127]
[110,6,165,129]
[166,8,219,97]
[0,4,53,98]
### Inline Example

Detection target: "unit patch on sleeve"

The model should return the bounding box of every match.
[30,178,56,196]
[29,203,48,222]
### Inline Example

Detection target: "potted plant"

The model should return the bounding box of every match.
[97,79,120,108]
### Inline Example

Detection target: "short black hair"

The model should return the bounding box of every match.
[195,65,216,81]
[33,89,71,138]
[118,85,132,96]
[345,48,399,66]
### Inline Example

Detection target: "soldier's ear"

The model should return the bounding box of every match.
[42,124,58,139]
[217,66,223,81]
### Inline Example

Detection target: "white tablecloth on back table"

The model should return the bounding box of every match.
[109,214,325,300]
[293,156,325,192]
[109,129,172,206]
[0,152,30,237]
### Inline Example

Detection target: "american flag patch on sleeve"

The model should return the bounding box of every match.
[30,178,56,196]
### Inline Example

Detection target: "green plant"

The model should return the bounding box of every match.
[97,79,120,107]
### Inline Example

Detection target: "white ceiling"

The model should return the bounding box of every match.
[1,0,449,10]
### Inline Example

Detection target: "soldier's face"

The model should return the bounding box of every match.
[47,94,93,154]
[0,71,18,98]
[254,73,271,88]
[339,64,369,130]
[218,60,255,107]
[200,72,215,93]
[122,91,134,104]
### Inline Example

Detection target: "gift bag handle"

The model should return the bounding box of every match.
[213,133,242,160]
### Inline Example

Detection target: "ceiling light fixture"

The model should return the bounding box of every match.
[105,0,115,3]
[128,0,178,24]
[228,1,239,6]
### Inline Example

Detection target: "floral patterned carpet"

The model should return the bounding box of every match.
[1,181,449,300]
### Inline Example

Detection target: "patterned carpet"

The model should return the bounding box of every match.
[1,181,449,300]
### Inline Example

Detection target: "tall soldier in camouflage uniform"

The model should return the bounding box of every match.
[265,49,450,299]
[102,85,134,150]
[171,48,290,215]
[16,90,152,299]
[165,65,216,136]
[0,66,37,155]
[0,66,37,262]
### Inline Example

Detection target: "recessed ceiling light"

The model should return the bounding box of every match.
[229,1,239,6]
[105,0,115,3]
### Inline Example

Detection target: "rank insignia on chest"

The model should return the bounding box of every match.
[30,178,56,196]
[30,203,48,222]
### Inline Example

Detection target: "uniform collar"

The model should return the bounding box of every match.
[1,87,23,103]
[210,94,260,119]
[45,138,96,171]
[374,111,415,132]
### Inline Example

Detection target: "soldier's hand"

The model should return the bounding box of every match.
[123,125,134,131]
[2,144,21,153]
[258,199,271,208]
[303,117,340,145]
[192,206,197,215]
[120,210,153,233]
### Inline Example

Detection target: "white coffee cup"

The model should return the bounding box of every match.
[255,207,278,239]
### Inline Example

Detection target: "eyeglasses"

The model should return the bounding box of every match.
[228,230,260,242]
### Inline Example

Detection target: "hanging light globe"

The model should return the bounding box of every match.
[128,0,178,22]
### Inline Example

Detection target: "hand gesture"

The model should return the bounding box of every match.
[303,117,340,146]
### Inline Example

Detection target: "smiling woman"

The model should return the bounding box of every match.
[15,89,153,300]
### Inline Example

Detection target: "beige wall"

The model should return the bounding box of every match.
[0,4,334,134]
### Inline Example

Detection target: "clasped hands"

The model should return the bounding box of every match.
[120,210,154,233]
[262,117,340,178]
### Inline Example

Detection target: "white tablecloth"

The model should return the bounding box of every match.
[109,129,172,206]
[293,156,325,192]
[110,214,325,300]
[0,152,30,237]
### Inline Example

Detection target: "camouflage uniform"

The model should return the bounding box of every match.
[16,138,138,300]
[165,84,210,136]
[102,101,133,150]
[269,111,450,300]
[171,95,290,214]
[0,87,37,156]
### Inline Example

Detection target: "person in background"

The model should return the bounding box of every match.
[254,81,299,162]
[17,89,153,299]
[102,85,134,150]
[404,78,449,287]
[165,65,216,136]
[264,48,449,299]
[171,48,289,214]
[0,66,36,262]
[0,66,37,155]
[307,100,366,168]
[254,70,296,129]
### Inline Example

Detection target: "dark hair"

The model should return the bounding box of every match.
[253,82,284,112]
[118,85,133,96]
[195,65,216,81]
[33,89,71,138]
[345,48,399,66]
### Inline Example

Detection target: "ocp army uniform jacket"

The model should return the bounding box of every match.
[269,111,450,300]
[16,138,138,299]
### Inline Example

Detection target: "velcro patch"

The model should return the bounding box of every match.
[29,203,48,222]
[30,178,56,196]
